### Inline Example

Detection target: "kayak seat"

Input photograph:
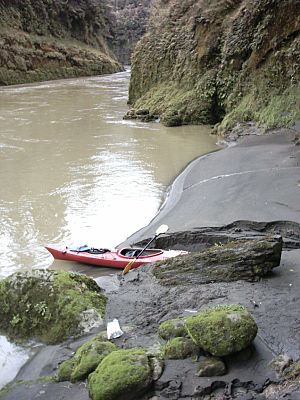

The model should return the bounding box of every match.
[88,248,111,254]
[134,250,143,257]
[126,250,138,257]
[121,248,142,257]
[121,248,162,257]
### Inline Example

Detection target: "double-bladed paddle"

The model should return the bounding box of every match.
[122,224,169,275]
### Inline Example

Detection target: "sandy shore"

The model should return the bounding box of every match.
[123,128,300,246]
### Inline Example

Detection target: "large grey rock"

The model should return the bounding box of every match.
[152,236,282,285]
[151,221,300,251]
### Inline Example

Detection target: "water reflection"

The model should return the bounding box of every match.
[0,336,36,387]
[0,70,218,279]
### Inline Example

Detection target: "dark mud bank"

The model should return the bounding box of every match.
[106,241,300,399]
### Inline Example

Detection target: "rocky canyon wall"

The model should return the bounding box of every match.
[0,0,122,85]
[109,0,153,65]
[129,0,300,132]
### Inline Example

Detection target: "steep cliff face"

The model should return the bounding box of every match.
[129,0,300,132]
[109,0,153,65]
[0,0,122,85]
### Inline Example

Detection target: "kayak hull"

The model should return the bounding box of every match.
[45,245,187,269]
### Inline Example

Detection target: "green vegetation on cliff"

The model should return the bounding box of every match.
[129,0,300,132]
[0,0,122,85]
[109,0,153,64]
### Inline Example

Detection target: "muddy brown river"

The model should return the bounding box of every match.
[0,69,218,386]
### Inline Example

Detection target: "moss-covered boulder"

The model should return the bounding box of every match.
[88,348,153,400]
[185,305,258,357]
[123,108,156,122]
[158,318,187,340]
[58,335,118,382]
[0,269,107,344]
[161,110,183,127]
[197,356,227,377]
[164,337,199,360]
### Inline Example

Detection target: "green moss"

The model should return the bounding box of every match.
[37,376,57,383]
[0,27,122,86]
[57,359,76,382]
[88,348,153,400]
[161,110,182,127]
[252,265,263,275]
[158,318,187,340]
[216,93,256,133]
[197,357,227,377]
[58,335,118,382]
[185,304,258,357]
[284,360,300,380]
[0,384,12,398]
[256,86,300,128]
[132,70,220,127]
[128,0,300,133]
[0,270,107,344]
[164,337,199,359]
[218,84,300,134]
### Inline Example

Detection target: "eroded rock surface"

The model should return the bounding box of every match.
[129,0,300,131]
[135,220,300,252]
[0,0,122,85]
[109,0,153,64]
[153,236,282,285]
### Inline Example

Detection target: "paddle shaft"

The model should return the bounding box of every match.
[135,235,157,258]
[123,234,159,274]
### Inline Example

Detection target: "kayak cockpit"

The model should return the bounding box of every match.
[118,248,163,258]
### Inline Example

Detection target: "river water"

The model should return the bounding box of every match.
[0,69,218,386]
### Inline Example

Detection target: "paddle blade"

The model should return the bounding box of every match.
[123,259,135,275]
[156,224,169,236]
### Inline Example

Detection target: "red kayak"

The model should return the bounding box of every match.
[45,244,187,269]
